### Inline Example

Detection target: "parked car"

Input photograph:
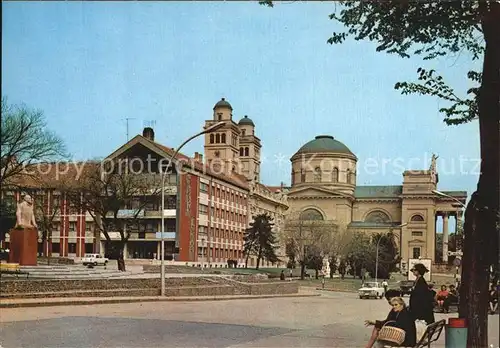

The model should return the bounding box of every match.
[399,280,415,296]
[358,282,385,299]
[82,254,108,266]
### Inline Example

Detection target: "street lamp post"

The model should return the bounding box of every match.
[432,190,467,208]
[375,223,407,283]
[160,121,225,296]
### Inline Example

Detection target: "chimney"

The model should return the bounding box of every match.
[194,152,203,163]
[142,127,155,141]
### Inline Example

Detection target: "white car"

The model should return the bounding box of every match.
[82,254,109,266]
[358,281,385,299]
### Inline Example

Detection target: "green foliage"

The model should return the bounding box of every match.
[325,1,484,126]
[244,213,280,269]
[367,232,399,279]
[285,239,297,268]
[327,2,483,60]
[395,68,480,125]
[303,244,323,272]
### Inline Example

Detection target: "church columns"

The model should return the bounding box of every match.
[442,213,449,262]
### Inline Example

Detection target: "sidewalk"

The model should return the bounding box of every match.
[0,289,320,308]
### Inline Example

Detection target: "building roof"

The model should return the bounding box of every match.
[4,161,98,190]
[294,135,354,156]
[142,136,249,191]
[238,115,255,127]
[213,98,233,110]
[354,185,403,198]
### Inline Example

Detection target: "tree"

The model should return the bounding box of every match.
[285,239,297,269]
[260,2,499,345]
[32,190,60,264]
[283,214,337,279]
[345,231,375,279]
[62,161,161,271]
[368,232,399,280]
[304,244,324,279]
[243,213,280,270]
[1,97,67,186]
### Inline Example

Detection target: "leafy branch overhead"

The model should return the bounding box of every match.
[395,69,480,125]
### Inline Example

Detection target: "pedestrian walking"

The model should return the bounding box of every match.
[382,279,388,295]
[409,263,435,324]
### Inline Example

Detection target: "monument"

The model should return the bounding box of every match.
[9,195,38,266]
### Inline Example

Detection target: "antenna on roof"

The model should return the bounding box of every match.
[123,117,137,141]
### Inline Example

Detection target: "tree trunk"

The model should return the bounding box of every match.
[315,269,319,279]
[300,262,306,280]
[117,241,126,271]
[256,247,262,270]
[459,4,500,348]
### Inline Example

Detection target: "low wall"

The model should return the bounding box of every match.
[0,277,213,294]
[432,263,457,274]
[37,257,75,265]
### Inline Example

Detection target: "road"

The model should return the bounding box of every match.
[0,291,498,347]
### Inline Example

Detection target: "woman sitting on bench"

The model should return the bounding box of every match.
[436,285,449,313]
[364,295,417,348]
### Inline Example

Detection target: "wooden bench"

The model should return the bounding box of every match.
[414,319,446,348]
[382,319,446,348]
[0,264,30,279]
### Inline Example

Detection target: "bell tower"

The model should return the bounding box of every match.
[204,98,241,174]
[237,115,261,182]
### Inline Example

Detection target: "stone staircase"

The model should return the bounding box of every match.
[18,265,135,279]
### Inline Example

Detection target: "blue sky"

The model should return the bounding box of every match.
[2,1,480,199]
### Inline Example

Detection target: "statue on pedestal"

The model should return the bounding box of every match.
[16,194,37,229]
[429,154,439,183]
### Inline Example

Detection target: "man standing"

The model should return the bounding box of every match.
[382,279,389,295]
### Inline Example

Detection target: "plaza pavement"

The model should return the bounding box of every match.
[0,290,498,348]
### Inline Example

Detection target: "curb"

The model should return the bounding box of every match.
[0,293,320,309]
[315,287,357,293]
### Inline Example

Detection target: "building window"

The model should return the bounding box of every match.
[332,167,339,182]
[239,147,244,156]
[242,129,246,136]
[215,134,221,143]
[313,167,321,183]
[411,214,425,222]
[412,247,421,259]
[346,169,353,184]
[69,222,76,232]
[364,210,391,223]
[244,147,249,156]
[300,168,306,183]
[138,232,146,239]
[221,133,226,143]
[411,231,423,237]
[68,243,76,254]
[210,134,214,144]
[200,183,209,193]
[217,113,222,120]
[198,204,208,215]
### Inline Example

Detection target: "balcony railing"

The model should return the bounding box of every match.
[144,209,176,218]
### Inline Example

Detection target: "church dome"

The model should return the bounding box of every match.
[238,115,255,127]
[213,98,233,110]
[294,135,354,156]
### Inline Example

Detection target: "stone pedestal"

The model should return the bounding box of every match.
[8,227,38,266]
